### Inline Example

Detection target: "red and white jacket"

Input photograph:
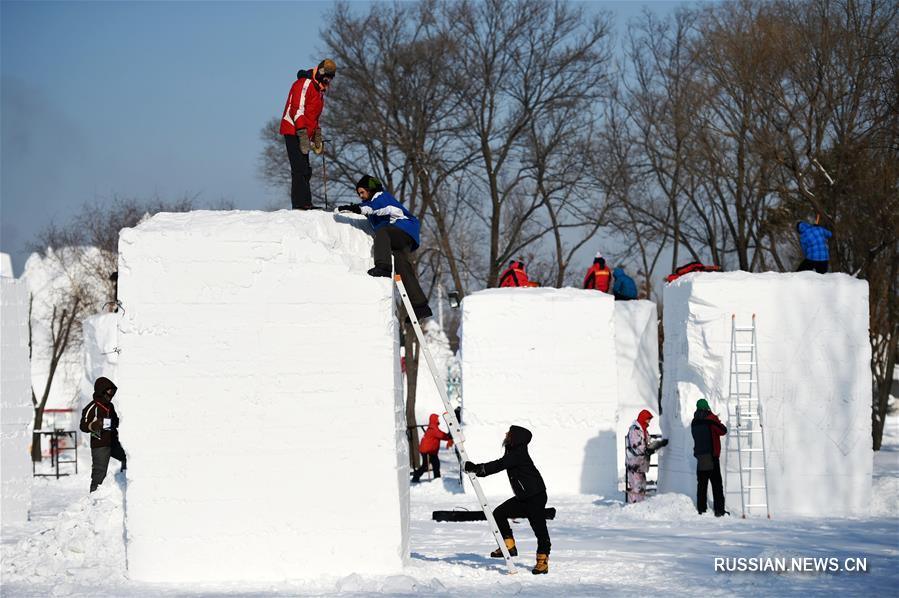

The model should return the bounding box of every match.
[280,76,325,136]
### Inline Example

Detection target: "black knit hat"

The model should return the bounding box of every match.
[355,175,383,194]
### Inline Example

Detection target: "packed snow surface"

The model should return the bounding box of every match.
[658,271,872,516]
[114,210,409,582]
[459,288,619,497]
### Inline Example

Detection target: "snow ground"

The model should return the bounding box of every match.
[3,417,898,597]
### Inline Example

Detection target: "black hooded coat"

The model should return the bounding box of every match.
[79,377,121,449]
[475,425,546,499]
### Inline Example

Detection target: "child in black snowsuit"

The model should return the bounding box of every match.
[464,425,551,575]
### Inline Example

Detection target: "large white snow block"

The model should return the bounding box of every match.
[2,267,34,524]
[116,210,408,582]
[615,300,661,480]
[460,288,618,497]
[657,271,872,517]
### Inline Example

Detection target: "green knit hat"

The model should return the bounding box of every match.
[696,398,710,411]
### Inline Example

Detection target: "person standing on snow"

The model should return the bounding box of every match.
[795,219,832,273]
[280,59,336,210]
[464,425,552,575]
[498,260,531,287]
[583,252,611,292]
[612,267,638,300]
[691,398,728,516]
[625,409,667,503]
[411,413,453,483]
[337,175,433,321]
[79,377,127,492]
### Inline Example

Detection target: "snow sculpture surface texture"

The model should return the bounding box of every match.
[657,271,872,516]
[614,300,661,480]
[460,288,619,497]
[1,266,34,523]
[116,211,409,582]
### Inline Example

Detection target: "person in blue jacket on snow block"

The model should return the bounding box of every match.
[796,220,832,274]
[612,267,638,301]
[338,175,432,321]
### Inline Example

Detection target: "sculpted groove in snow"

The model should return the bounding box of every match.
[658,271,872,516]
[459,288,619,497]
[116,210,409,582]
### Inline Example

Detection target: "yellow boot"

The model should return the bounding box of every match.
[532,553,549,575]
[490,538,517,558]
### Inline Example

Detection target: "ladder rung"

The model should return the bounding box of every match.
[745,485,767,489]
[740,448,765,452]
[734,326,755,331]
[742,467,766,471]
[746,504,768,508]
[735,361,756,366]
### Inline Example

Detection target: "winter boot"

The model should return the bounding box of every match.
[490,538,517,558]
[532,553,549,575]
[367,266,392,278]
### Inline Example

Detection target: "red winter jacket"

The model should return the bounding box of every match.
[583,263,611,292]
[499,262,530,287]
[279,75,325,136]
[419,414,452,455]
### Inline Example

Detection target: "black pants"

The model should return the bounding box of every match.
[696,456,725,515]
[373,227,428,308]
[284,134,312,209]
[411,452,440,481]
[493,491,551,555]
[90,438,127,492]
[797,259,828,274]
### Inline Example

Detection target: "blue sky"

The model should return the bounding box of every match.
[1,1,684,275]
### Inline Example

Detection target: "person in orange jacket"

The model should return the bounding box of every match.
[583,252,611,292]
[411,414,453,483]
[499,260,531,287]
[279,59,336,209]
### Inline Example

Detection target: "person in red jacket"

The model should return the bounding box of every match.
[690,398,728,516]
[583,252,611,292]
[498,260,530,287]
[411,413,453,483]
[280,59,336,210]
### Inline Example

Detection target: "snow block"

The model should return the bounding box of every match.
[460,288,618,497]
[116,210,409,582]
[614,300,661,480]
[657,271,872,517]
[1,265,34,524]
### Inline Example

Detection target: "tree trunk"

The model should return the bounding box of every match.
[31,405,45,462]
[403,319,422,469]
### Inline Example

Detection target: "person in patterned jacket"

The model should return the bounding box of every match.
[79,377,126,492]
[796,220,833,273]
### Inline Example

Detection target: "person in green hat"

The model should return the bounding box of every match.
[690,398,728,516]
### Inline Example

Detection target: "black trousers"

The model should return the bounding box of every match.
[493,491,551,555]
[411,452,440,481]
[696,456,725,515]
[797,259,828,274]
[90,438,127,492]
[373,227,428,308]
[284,134,312,209]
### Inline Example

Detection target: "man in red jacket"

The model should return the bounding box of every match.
[583,252,611,292]
[280,59,336,209]
[411,414,453,483]
[498,260,531,287]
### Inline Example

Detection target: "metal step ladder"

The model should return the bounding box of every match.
[394,275,517,574]
[728,314,771,519]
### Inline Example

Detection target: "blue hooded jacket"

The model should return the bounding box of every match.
[797,221,832,261]
[612,268,638,299]
[360,191,421,250]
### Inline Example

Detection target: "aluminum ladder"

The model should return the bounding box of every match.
[394,275,517,574]
[729,314,771,519]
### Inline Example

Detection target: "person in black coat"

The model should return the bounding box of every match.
[464,425,551,575]
[690,398,728,516]
[79,377,127,492]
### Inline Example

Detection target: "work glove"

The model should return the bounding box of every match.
[311,128,323,155]
[338,204,361,214]
[463,461,476,473]
[297,129,310,154]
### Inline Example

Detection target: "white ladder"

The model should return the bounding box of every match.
[394,275,517,574]
[729,314,771,519]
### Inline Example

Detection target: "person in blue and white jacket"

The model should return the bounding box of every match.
[338,175,432,321]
